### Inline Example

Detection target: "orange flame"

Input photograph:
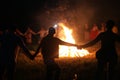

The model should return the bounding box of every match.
[57,23,89,57]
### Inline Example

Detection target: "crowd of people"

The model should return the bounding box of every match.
[15,27,47,44]
[82,22,119,42]
[0,21,118,46]
[0,20,120,80]
[78,20,120,80]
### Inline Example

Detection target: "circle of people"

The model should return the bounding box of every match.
[5,22,118,45]
[0,20,120,80]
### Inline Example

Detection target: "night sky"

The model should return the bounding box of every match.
[0,0,120,28]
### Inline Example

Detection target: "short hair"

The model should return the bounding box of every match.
[48,27,55,34]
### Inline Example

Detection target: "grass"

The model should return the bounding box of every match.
[14,43,120,80]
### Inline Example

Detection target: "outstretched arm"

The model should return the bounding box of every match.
[17,37,33,60]
[79,33,102,48]
[115,34,120,42]
[58,39,78,47]
[32,38,44,58]
[33,44,42,58]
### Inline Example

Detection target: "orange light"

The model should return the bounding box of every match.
[57,23,89,57]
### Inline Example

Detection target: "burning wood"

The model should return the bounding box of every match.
[56,23,89,57]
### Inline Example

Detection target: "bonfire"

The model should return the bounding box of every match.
[55,23,90,58]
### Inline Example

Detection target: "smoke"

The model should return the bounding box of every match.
[33,0,97,28]
[32,0,98,42]
[32,0,120,41]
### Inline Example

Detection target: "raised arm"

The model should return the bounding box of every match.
[30,29,36,35]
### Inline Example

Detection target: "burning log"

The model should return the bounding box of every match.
[55,23,90,57]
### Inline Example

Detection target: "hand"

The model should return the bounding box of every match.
[29,55,35,60]
[77,45,82,49]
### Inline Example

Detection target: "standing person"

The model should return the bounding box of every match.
[89,24,99,40]
[112,25,118,34]
[100,22,106,33]
[78,20,120,80]
[24,27,36,44]
[0,25,33,80]
[84,24,90,42]
[33,27,78,80]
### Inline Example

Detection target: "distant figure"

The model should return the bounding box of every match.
[112,25,118,34]
[24,27,36,44]
[100,22,106,33]
[83,24,90,42]
[78,20,120,80]
[33,27,78,80]
[0,25,33,80]
[90,24,99,40]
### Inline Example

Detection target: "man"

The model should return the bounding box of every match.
[33,27,78,80]
[78,20,120,80]
[0,25,33,80]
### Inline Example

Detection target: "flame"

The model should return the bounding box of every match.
[57,23,89,57]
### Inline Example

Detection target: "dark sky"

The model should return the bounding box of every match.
[0,0,120,27]
[69,0,120,24]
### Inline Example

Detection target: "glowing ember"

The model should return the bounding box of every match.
[57,23,89,57]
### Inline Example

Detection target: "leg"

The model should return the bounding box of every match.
[45,59,55,80]
[95,60,106,80]
[108,61,117,80]
[0,64,5,80]
[6,63,15,80]
[45,59,61,80]
[46,66,53,80]
[53,63,61,80]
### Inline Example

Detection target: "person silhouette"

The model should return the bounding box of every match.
[0,25,33,80]
[78,20,120,80]
[33,27,78,80]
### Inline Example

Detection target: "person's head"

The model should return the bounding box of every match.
[106,20,115,30]
[48,27,56,35]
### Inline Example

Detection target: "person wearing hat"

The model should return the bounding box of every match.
[78,20,120,80]
[33,27,78,80]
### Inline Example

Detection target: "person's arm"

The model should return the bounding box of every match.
[37,31,40,34]
[32,38,44,58]
[33,44,42,58]
[16,29,24,36]
[17,36,33,59]
[115,34,120,42]
[79,33,102,48]
[30,29,36,35]
[58,38,78,47]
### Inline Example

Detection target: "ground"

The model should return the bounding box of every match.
[15,43,120,80]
